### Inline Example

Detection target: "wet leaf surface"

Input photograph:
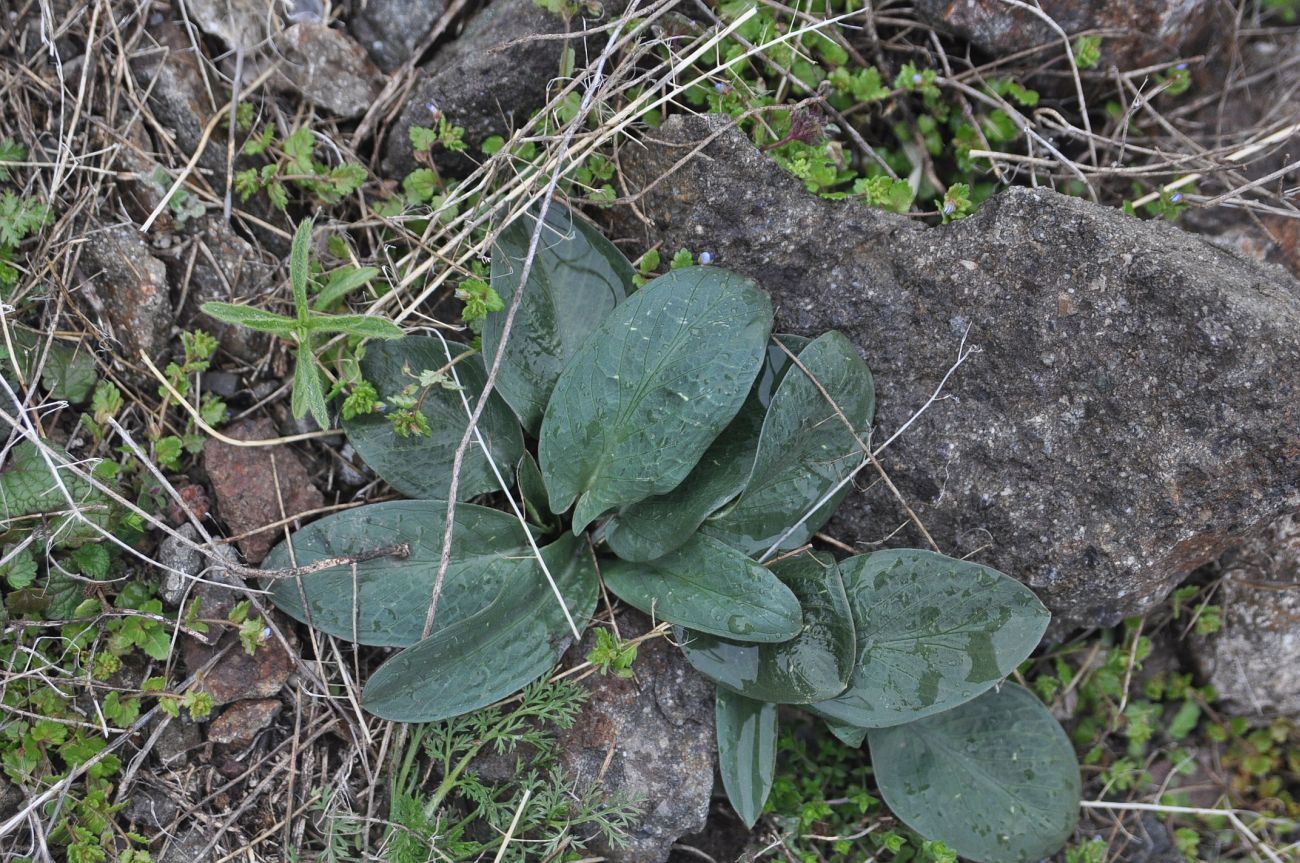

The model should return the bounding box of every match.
[716,688,778,828]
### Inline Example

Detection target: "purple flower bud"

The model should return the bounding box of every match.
[699,251,713,265]
[942,201,955,215]
[1169,192,1183,203]
[1175,63,1188,71]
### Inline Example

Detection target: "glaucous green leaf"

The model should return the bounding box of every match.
[304,313,404,340]
[292,345,330,429]
[604,335,809,562]
[678,550,855,703]
[824,719,867,748]
[517,452,558,531]
[868,684,1081,863]
[703,331,874,557]
[483,203,633,434]
[362,532,599,722]
[263,500,555,647]
[600,533,800,643]
[540,267,773,532]
[810,550,1050,728]
[342,337,524,499]
[716,688,778,828]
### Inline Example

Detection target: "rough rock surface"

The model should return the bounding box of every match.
[271,23,384,119]
[131,22,225,175]
[349,0,445,71]
[1189,513,1300,716]
[912,0,1220,70]
[557,613,715,863]
[183,620,295,706]
[614,114,1300,628]
[203,416,325,565]
[208,697,283,747]
[382,0,622,178]
[77,226,173,366]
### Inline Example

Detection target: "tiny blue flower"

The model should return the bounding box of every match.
[912,72,923,85]
[1175,62,1188,71]
[714,81,727,93]
[1169,192,1183,203]
[426,100,440,116]
[942,201,955,215]
[698,251,714,265]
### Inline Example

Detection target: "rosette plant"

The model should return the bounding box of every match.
[254,205,1081,862]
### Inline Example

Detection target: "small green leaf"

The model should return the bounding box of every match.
[539,267,773,531]
[703,331,874,557]
[678,550,854,703]
[601,533,801,643]
[716,688,777,828]
[291,345,331,429]
[810,550,1050,729]
[341,337,524,500]
[263,500,559,647]
[304,313,404,340]
[201,302,297,337]
[362,532,599,722]
[868,684,1080,863]
[605,335,808,562]
[313,266,380,310]
[40,341,97,404]
[482,203,633,434]
[70,543,110,580]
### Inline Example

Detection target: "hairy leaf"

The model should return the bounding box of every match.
[678,550,854,703]
[200,302,297,337]
[704,331,874,557]
[304,313,404,340]
[362,532,599,721]
[483,203,633,434]
[291,345,330,429]
[716,689,777,828]
[0,440,114,548]
[868,684,1080,863]
[810,550,1049,728]
[540,267,772,531]
[604,335,809,562]
[342,337,524,500]
[263,500,559,647]
[600,533,800,643]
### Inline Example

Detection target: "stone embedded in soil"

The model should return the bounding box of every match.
[150,714,202,765]
[348,0,445,71]
[556,613,715,863]
[202,416,325,565]
[130,22,226,176]
[613,113,1300,629]
[76,225,173,368]
[269,23,384,119]
[121,785,181,831]
[183,623,295,707]
[207,697,283,748]
[911,0,1222,70]
[1189,513,1300,716]
[382,0,625,178]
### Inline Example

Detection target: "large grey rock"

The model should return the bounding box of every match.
[269,23,384,118]
[1189,513,1300,716]
[615,114,1300,628]
[131,22,226,176]
[912,0,1220,70]
[77,226,173,368]
[382,0,624,178]
[349,0,445,71]
[557,613,715,863]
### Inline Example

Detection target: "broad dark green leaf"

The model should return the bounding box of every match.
[703,331,874,557]
[263,500,556,647]
[483,203,633,434]
[540,267,773,532]
[716,689,778,828]
[678,551,855,703]
[868,684,1081,863]
[41,340,96,404]
[824,719,867,748]
[362,532,599,722]
[604,335,809,562]
[0,441,113,548]
[810,550,1050,728]
[600,533,800,643]
[517,452,558,531]
[342,337,524,500]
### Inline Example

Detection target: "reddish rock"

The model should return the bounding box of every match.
[203,416,324,564]
[167,484,211,526]
[76,226,172,367]
[208,698,283,748]
[183,624,295,707]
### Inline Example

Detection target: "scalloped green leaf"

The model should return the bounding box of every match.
[600,533,800,643]
[539,267,773,532]
[703,330,874,557]
[362,532,599,722]
[868,684,1081,863]
[810,550,1050,728]
[678,550,855,703]
[262,500,557,647]
[483,203,633,435]
[604,335,809,563]
[716,688,778,828]
[342,337,523,500]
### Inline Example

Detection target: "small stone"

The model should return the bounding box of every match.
[207,698,283,748]
[556,612,714,863]
[183,624,295,706]
[158,524,203,606]
[152,715,202,766]
[349,0,446,71]
[203,416,325,565]
[121,786,180,830]
[166,484,211,526]
[270,23,384,119]
[76,226,172,370]
[159,824,218,863]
